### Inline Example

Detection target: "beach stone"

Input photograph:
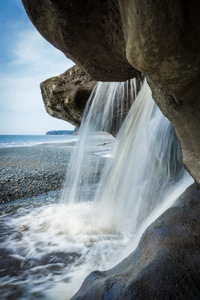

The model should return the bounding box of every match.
[0,145,72,203]
[72,183,200,299]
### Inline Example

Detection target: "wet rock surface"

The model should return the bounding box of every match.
[73,183,200,299]
[147,77,200,185]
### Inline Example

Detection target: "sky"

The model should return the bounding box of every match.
[0,0,75,135]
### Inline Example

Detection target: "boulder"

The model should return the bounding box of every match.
[72,183,200,299]
[41,65,97,128]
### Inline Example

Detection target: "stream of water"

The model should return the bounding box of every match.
[0,81,193,299]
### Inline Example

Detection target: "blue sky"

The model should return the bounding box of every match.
[0,0,75,134]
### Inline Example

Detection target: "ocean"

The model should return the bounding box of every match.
[0,134,78,148]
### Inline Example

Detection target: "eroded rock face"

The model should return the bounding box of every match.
[21,0,140,81]
[72,183,200,299]
[41,65,97,128]
[119,0,200,184]
[147,77,200,185]
[119,1,200,96]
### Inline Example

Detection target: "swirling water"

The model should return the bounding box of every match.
[0,82,193,299]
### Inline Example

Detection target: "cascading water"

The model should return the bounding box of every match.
[62,79,135,204]
[0,80,193,300]
[94,82,189,234]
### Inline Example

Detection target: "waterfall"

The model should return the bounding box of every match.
[1,79,193,300]
[62,78,192,237]
[62,79,135,203]
[94,82,187,233]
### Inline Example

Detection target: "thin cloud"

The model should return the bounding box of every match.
[12,28,72,75]
[0,76,44,112]
[0,3,75,135]
[0,110,71,135]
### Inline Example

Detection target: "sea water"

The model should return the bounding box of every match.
[0,82,193,299]
[0,135,78,148]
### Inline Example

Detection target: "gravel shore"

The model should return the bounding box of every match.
[0,142,76,204]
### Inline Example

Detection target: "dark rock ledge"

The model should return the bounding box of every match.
[72,183,200,299]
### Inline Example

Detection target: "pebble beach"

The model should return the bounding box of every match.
[0,142,75,204]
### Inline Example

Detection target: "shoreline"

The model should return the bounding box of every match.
[0,143,73,204]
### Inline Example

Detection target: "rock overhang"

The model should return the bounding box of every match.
[21,0,200,182]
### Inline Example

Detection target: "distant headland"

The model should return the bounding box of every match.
[46,128,79,135]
